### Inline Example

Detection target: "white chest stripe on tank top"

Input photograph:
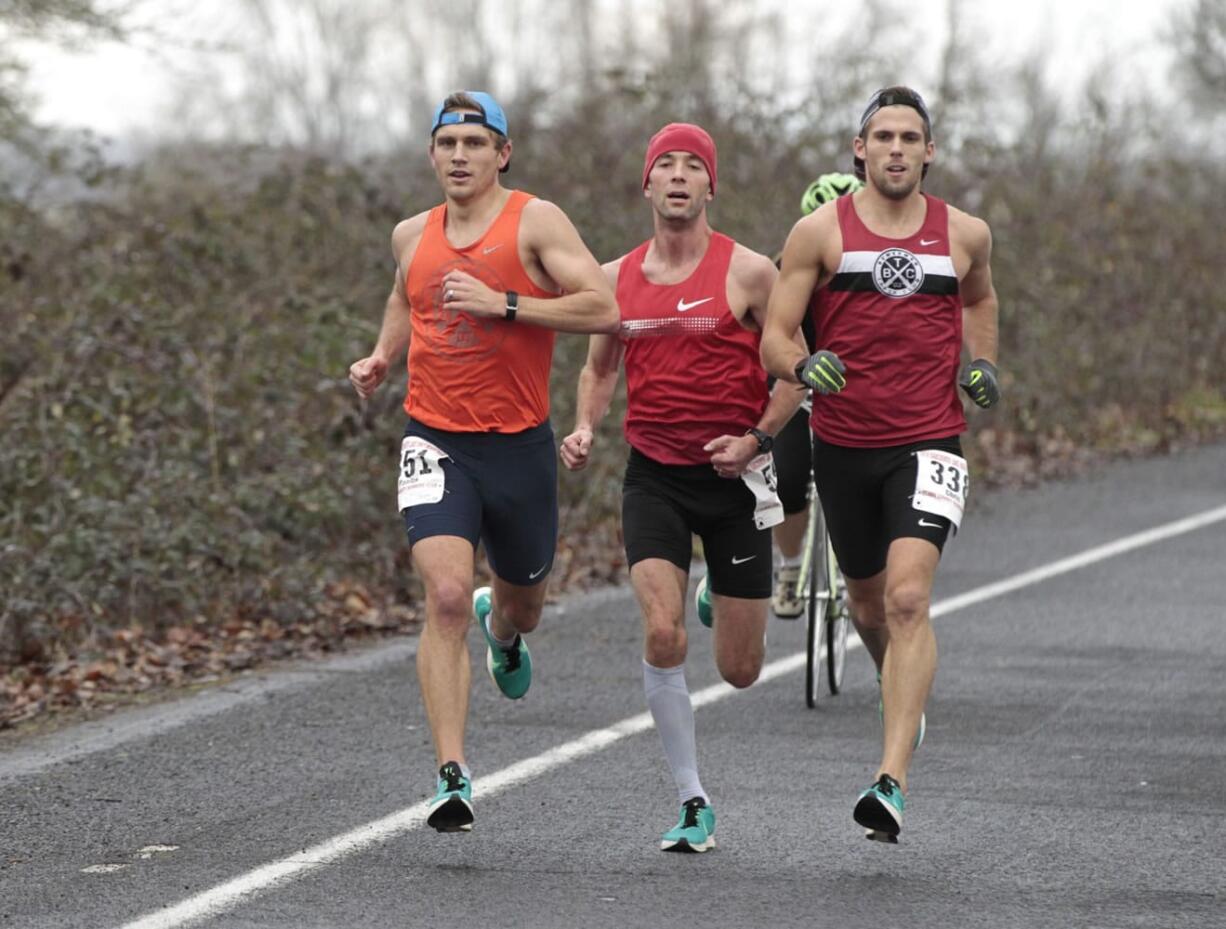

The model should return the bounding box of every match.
[837,249,957,277]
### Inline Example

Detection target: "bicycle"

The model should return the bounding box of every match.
[795,475,850,708]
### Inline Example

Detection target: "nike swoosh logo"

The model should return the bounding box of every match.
[919,238,940,246]
[483,244,503,255]
[528,564,548,579]
[918,518,943,528]
[731,555,756,565]
[676,297,713,312]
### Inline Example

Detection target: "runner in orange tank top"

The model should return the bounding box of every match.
[761,86,1002,845]
[348,91,617,835]
[560,123,807,853]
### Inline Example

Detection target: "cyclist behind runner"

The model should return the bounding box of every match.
[761,87,1001,843]
[560,123,805,853]
[348,91,618,834]
[769,173,863,619]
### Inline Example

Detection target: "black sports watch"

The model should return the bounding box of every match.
[745,427,774,454]
[505,290,519,321]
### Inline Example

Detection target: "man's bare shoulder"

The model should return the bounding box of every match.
[391,210,431,253]
[779,200,841,273]
[521,196,571,229]
[601,254,627,290]
[797,199,841,238]
[947,203,991,250]
[729,241,777,290]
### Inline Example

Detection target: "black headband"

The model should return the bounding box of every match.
[858,88,932,136]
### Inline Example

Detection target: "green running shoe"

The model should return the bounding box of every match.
[853,773,904,843]
[877,671,926,750]
[474,586,532,699]
[426,761,473,833]
[661,796,717,853]
[694,575,713,629]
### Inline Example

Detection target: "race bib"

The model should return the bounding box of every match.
[740,453,785,530]
[397,437,448,511]
[912,449,969,530]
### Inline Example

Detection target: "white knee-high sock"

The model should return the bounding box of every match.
[643,660,707,805]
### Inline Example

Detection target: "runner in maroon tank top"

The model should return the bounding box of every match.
[560,123,806,853]
[761,87,1002,844]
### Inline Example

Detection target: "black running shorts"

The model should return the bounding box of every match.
[772,407,813,516]
[622,447,771,600]
[811,434,963,580]
[399,418,558,586]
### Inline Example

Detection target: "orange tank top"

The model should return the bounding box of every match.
[403,190,556,433]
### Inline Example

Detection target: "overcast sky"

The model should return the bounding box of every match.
[20,0,1182,139]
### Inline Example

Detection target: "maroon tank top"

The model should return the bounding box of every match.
[809,193,965,446]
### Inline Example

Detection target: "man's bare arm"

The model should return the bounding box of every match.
[349,216,425,398]
[959,216,999,364]
[442,200,618,333]
[761,212,828,383]
[736,247,806,436]
[560,262,625,471]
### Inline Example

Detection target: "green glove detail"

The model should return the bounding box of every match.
[959,358,1000,409]
[794,350,847,395]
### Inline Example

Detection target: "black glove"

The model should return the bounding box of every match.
[794,350,846,395]
[959,358,1000,409]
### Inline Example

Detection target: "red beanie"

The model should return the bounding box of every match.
[642,123,717,194]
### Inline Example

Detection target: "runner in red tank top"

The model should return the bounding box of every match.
[348,91,617,834]
[762,87,1002,845]
[560,123,806,853]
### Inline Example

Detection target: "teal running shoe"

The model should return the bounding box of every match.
[853,773,904,843]
[426,761,473,833]
[877,671,926,750]
[474,586,532,699]
[660,796,716,853]
[694,575,713,629]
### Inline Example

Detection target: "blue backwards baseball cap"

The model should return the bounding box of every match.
[430,91,509,137]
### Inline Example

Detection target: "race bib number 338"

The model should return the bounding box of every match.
[397,437,448,512]
[912,449,969,530]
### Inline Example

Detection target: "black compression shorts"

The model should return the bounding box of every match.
[622,448,771,599]
[773,407,813,515]
[812,435,962,580]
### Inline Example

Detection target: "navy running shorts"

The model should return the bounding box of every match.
[399,418,558,586]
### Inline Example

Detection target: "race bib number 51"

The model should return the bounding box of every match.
[912,449,969,530]
[397,437,448,512]
[740,453,785,530]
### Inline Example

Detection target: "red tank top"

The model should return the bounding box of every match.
[618,232,768,465]
[403,190,556,433]
[808,193,965,446]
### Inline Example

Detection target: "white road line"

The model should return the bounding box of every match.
[931,502,1226,618]
[0,642,420,783]
[116,502,1226,929]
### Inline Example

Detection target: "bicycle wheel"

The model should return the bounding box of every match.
[824,536,849,695]
[804,492,830,709]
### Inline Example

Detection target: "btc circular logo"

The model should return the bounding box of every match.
[873,248,924,299]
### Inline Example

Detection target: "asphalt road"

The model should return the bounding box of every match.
[2,442,1224,929]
